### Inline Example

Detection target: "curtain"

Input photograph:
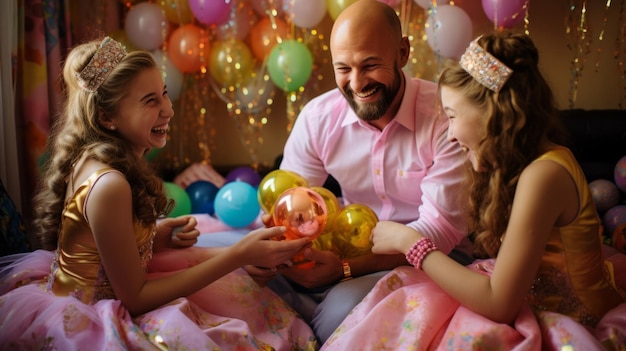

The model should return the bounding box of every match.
[1,1,20,211]
[1,0,71,225]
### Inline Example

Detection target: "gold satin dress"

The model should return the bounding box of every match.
[47,168,155,304]
[528,147,625,326]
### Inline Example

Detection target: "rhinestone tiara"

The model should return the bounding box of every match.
[75,37,127,93]
[459,37,513,92]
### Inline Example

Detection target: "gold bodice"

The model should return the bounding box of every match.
[47,168,155,304]
[527,147,625,326]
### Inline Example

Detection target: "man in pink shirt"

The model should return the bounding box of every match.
[246,0,471,344]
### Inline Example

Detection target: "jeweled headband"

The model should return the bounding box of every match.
[459,37,513,92]
[75,37,127,93]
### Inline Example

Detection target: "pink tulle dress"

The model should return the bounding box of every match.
[321,148,626,350]
[0,168,316,350]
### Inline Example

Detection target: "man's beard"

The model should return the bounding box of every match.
[343,68,402,122]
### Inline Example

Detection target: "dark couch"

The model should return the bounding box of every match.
[560,109,626,182]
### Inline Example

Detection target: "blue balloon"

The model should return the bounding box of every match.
[214,182,261,228]
[186,180,220,215]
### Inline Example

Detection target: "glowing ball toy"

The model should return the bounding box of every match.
[186,180,219,215]
[614,155,626,193]
[214,182,260,228]
[273,187,327,267]
[257,169,309,214]
[589,179,621,213]
[333,204,379,258]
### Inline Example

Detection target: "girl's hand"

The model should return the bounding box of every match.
[371,221,421,255]
[234,226,310,268]
[155,215,199,250]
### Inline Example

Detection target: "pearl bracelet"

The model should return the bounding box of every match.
[405,237,437,270]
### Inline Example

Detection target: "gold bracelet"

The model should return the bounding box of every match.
[340,259,352,282]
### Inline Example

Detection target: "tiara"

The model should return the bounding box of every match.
[75,37,127,92]
[459,37,513,92]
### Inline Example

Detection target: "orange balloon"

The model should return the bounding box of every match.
[160,0,194,24]
[209,39,254,87]
[168,24,211,73]
[249,16,290,61]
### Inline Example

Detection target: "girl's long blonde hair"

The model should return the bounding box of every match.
[32,39,170,250]
[439,32,567,257]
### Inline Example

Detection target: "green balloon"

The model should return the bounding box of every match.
[267,39,313,92]
[163,181,192,217]
[145,147,161,162]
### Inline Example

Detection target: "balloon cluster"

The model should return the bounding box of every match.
[589,155,626,253]
[120,0,331,94]
[163,166,263,228]
[120,0,527,98]
[257,170,379,267]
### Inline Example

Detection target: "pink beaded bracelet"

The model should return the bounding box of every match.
[405,237,437,270]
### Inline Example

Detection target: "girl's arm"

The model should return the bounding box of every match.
[372,159,578,323]
[87,171,310,316]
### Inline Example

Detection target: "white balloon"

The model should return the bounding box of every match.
[425,5,473,59]
[124,2,167,51]
[151,50,184,101]
[414,0,450,9]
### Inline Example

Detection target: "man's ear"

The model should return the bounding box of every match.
[398,36,411,67]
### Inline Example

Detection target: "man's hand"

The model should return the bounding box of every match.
[279,247,343,289]
[173,162,226,188]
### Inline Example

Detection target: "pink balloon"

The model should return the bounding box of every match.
[426,5,473,59]
[283,0,327,29]
[124,2,167,51]
[481,0,526,28]
[189,0,231,26]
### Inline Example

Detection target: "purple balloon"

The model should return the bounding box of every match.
[225,166,262,187]
[481,0,526,28]
[188,0,231,26]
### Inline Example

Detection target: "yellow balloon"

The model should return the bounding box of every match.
[326,0,359,21]
[333,203,378,258]
[257,169,309,214]
[160,0,193,24]
[210,39,254,87]
[310,186,340,231]
[311,186,341,252]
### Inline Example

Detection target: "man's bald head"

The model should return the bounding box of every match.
[330,0,403,48]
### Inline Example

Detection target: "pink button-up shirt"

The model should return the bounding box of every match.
[281,74,469,254]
